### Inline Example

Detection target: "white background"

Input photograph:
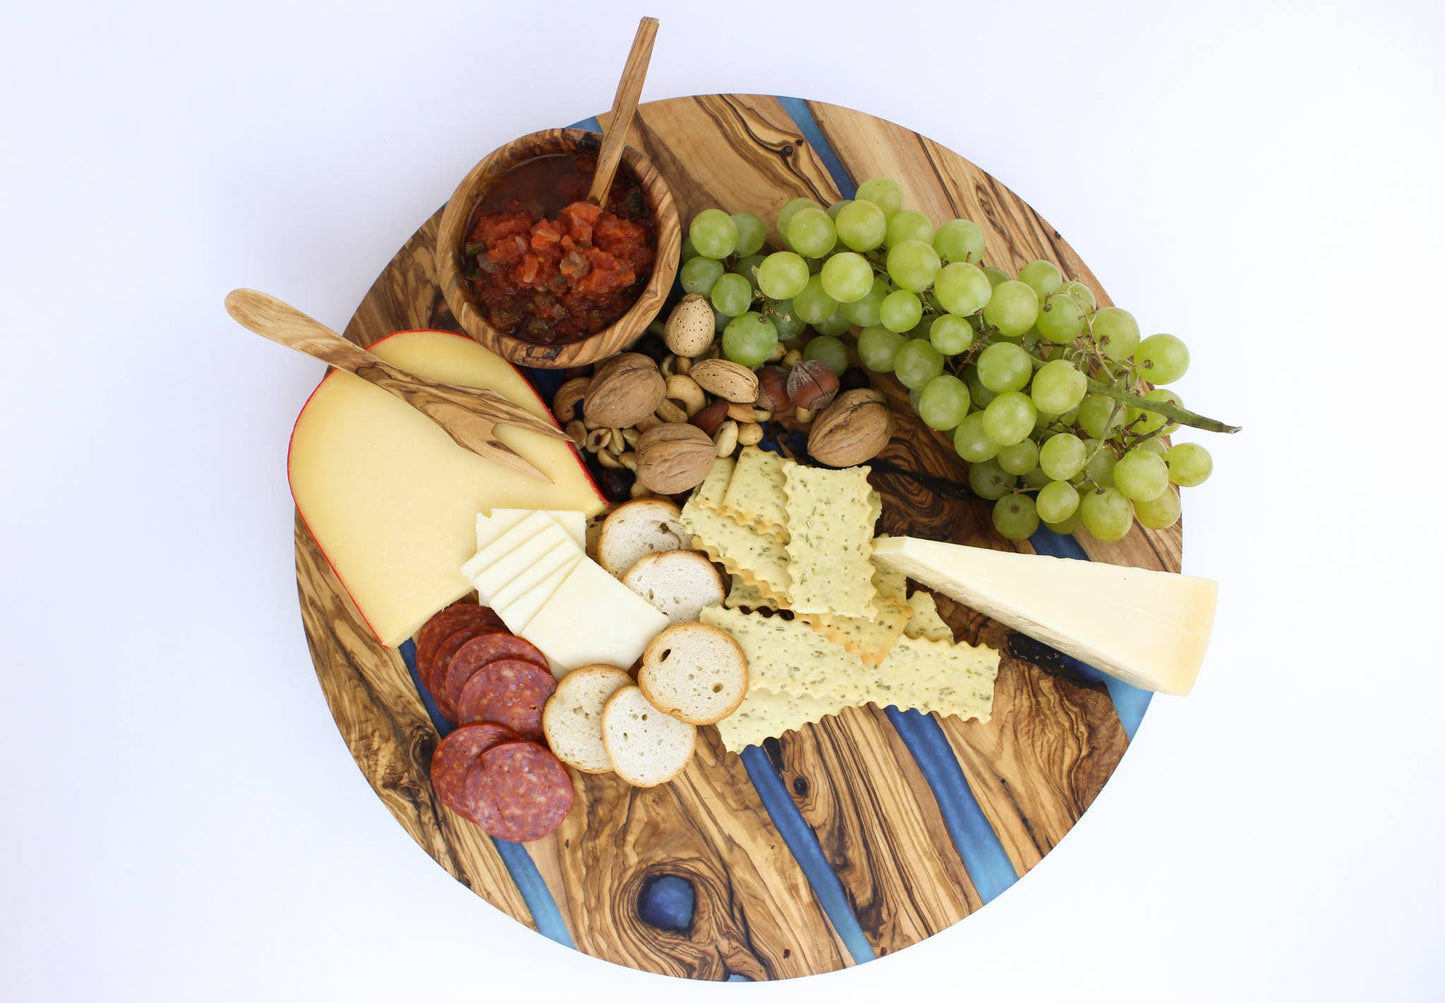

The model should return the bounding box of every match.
[3,0,1442,999]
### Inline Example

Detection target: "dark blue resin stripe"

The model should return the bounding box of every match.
[739,746,877,964]
[775,97,857,199]
[569,116,603,133]
[400,640,576,949]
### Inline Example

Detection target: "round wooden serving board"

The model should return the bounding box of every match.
[296,95,1184,980]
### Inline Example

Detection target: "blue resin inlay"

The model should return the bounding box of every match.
[400,640,576,949]
[774,96,857,199]
[739,746,877,964]
[637,874,696,932]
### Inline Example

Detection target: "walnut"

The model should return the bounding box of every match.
[582,353,666,428]
[635,423,717,493]
[807,389,894,467]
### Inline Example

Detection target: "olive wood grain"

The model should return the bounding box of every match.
[586,17,659,207]
[227,289,565,481]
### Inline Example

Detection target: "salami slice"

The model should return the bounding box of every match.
[463,740,575,842]
[415,604,504,689]
[428,722,519,821]
[438,634,551,723]
[455,658,558,741]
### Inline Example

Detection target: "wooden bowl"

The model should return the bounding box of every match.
[436,128,681,369]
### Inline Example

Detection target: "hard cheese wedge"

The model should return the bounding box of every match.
[521,558,669,678]
[871,536,1217,695]
[288,330,604,647]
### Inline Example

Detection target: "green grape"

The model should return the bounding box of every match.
[982,266,1010,288]
[1039,432,1087,480]
[1081,440,1117,487]
[1135,333,1190,385]
[880,289,923,332]
[680,236,698,262]
[968,459,1013,501]
[1030,359,1087,413]
[963,366,996,408]
[834,200,888,251]
[713,305,730,333]
[757,251,810,300]
[982,391,1037,445]
[1113,448,1170,501]
[885,239,942,292]
[825,199,852,219]
[1134,437,1168,457]
[731,211,767,257]
[680,256,724,296]
[710,272,753,317]
[933,219,986,264]
[886,209,935,248]
[982,280,1040,337]
[1080,487,1134,541]
[777,197,823,234]
[1036,293,1087,344]
[819,251,875,302]
[1062,280,1096,314]
[1036,480,1080,523]
[917,374,970,431]
[997,438,1039,475]
[856,177,905,218]
[1043,510,1084,535]
[1018,259,1064,300]
[813,309,855,337]
[976,342,1033,394]
[721,312,778,368]
[804,335,849,375]
[768,299,806,339]
[1077,394,1124,439]
[1024,466,1052,489]
[1127,388,1182,436]
[953,412,999,462]
[929,314,974,355]
[894,338,945,389]
[689,208,738,259]
[794,276,839,325]
[857,324,907,373]
[1134,487,1182,529]
[839,277,889,326]
[785,207,838,258]
[992,493,1039,540]
[1166,442,1213,486]
[908,386,924,413]
[735,254,767,289]
[933,262,992,316]
[1091,306,1141,362]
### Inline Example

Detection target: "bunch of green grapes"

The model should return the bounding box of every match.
[682,181,1228,543]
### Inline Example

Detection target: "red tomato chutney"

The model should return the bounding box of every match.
[463,152,655,345]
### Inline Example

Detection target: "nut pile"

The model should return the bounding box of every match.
[555,293,895,501]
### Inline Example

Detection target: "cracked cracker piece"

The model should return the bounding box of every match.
[782,464,880,617]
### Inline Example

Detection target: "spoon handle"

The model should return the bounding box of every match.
[225,288,392,376]
[586,17,659,206]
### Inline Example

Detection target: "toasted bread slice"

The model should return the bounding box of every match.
[596,498,687,577]
[600,685,697,787]
[638,623,749,725]
[621,549,726,624]
[541,664,633,774]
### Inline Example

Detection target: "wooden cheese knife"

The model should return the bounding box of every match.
[225,288,567,481]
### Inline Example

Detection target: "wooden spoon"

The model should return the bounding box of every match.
[225,288,567,481]
[585,16,659,206]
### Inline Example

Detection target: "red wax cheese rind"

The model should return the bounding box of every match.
[415,604,505,689]
[426,623,510,710]
[456,658,558,741]
[463,741,575,842]
[439,634,551,722]
[429,722,521,820]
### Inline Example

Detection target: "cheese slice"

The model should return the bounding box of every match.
[494,549,584,632]
[520,558,670,678]
[462,512,554,588]
[470,521,575,604]
[478,509,587,552]
[871,536,1217,695]
[288,331,604,647]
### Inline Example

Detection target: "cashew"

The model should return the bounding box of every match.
[666,374,706,417]
[795,406,817,425]
[714,419,739,457]
[674,356,692,375]
[751,408,773,424]
[782,349,803,369]
[737,422,764,447]
[597,449,623,469]
[619,451,638,471]
[564,419,587,448]
[622,427,640,448]
[552,377,591,423]
[655,399,688,424]
[726,401,756,423]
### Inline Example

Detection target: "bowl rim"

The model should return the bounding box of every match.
[435,127,680,370]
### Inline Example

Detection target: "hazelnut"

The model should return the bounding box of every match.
[663,293,716,357]
[755,365,792,412]
[635,423,717,494]
[583,354,666,428]
[807,388,894,467]
[787,360,839,411]
[691,398,729,437]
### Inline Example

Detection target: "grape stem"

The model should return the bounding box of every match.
[1081,375,1242,433]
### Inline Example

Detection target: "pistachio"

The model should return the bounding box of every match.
[714,419,739,457]
[635,423,717,494]
[663,293,716,357]
[754,365,792,412]
[807,388,894,467]
[692,358,760,403]
[787,360,839,411]
[737,421,764,447]
[690,398,729,437]
[552,377,591,423]
[583,353,666,429]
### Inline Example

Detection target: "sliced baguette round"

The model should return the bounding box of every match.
[542,664,633,774]
[600,685,697,787]
[596,498,686,577]
[621,549,725,624]
[638,623,749,726]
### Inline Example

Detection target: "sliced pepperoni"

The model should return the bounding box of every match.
[428,722,519,821]
[438,634,551,723]
[415,605,504,688]
[456,659,558,741]
[463,740,574,842]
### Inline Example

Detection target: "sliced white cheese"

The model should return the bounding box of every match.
[461,512,552,587]
[478,508,587,552]
[521,558,670,678]
[495,552,584,633]
[489,537,583,617]
[470,520,574,603]
[871,536,1217,696]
